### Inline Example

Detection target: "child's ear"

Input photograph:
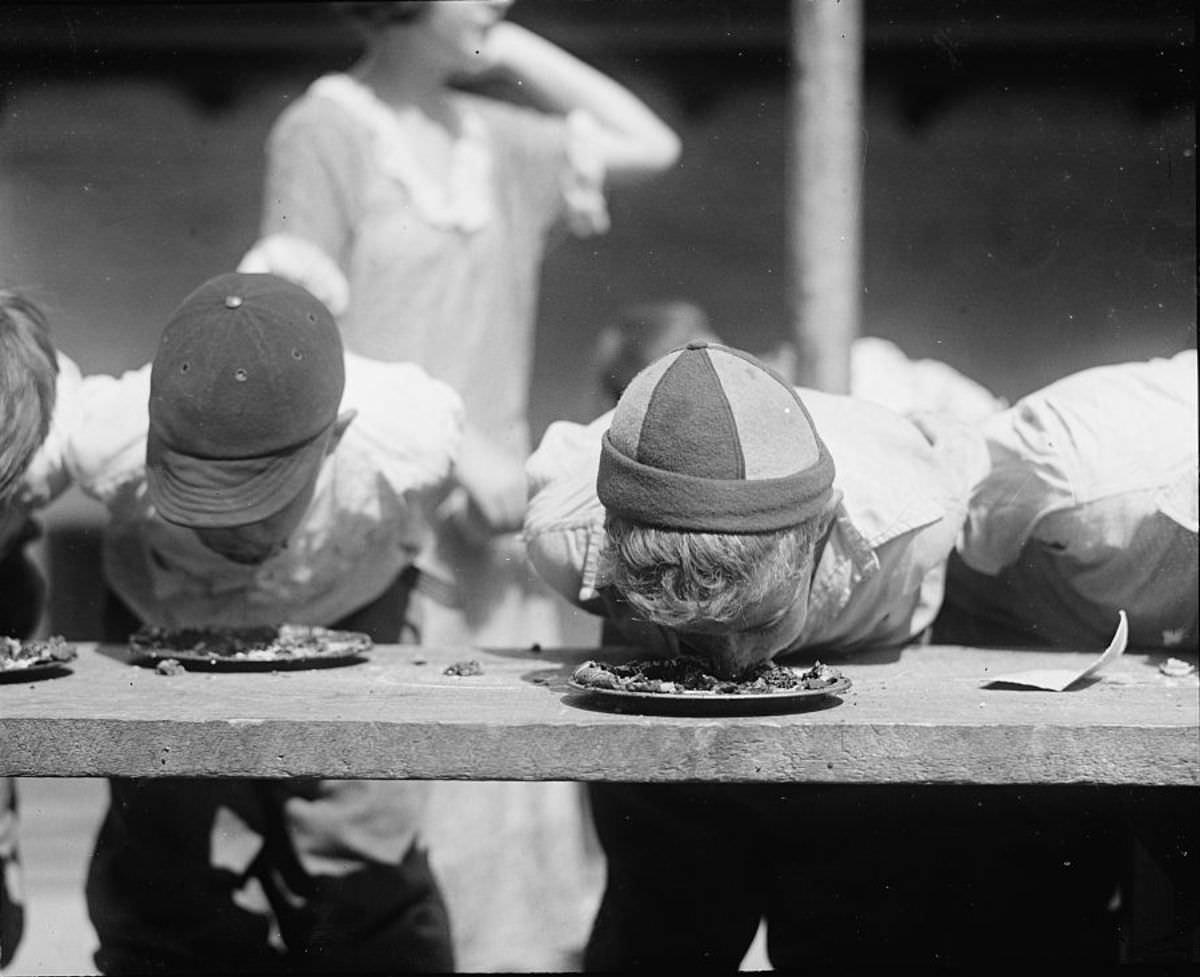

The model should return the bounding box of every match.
[327,410,358,454]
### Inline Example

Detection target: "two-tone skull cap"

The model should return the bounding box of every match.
[597,342,836,532]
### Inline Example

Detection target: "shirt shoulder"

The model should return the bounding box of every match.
[802,389,961,547]
[338,354,463,492]
[961,351,1198,573]
[266,76,375,177]
[271,76,367,141]
[1000,350,1196,491]
[64,363,152,502]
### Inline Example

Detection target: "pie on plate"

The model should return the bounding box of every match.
[0,635,77,680]
[568,657,850,713]
[128,624,373,671]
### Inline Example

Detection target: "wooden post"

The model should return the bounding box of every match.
[787,0,863,393]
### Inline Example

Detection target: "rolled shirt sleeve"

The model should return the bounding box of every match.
[524,413,613,611]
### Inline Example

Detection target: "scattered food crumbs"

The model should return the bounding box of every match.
[1159,657,1197,678]
[444,660,483,677]
[155,659,185,676]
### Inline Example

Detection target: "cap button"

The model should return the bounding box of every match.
[685,340,709,350]
[224,295,243,309]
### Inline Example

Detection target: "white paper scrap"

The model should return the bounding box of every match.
[983,611,1129,692]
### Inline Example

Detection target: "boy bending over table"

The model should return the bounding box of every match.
[938,347,1197,651]
[524,341,1128,968]
[1,288,82,969]
[935,347,1198,962]
[54,272,462,973]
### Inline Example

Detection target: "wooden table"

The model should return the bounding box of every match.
[1,643,1196,785]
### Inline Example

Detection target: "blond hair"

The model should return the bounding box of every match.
[0,290,58,502]
[600,513,830,629]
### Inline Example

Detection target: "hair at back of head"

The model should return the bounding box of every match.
[601,512,830,630]
[0,289,59,502]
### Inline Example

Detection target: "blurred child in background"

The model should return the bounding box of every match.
[592,297,1005,421]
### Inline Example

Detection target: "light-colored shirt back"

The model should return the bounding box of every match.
[60,354,462,628]
[958,349,1198,648]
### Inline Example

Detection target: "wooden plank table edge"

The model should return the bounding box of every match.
[2,642,1196,784]
[3,717,1197,784]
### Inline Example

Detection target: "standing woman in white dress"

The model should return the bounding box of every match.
[239,1,680,969]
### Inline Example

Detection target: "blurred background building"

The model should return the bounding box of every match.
[0,2,1195,971]
[2,2,1194,545]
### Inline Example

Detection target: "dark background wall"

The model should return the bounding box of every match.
[1,1,1195,637]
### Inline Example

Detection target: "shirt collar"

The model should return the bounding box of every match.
[794,500,880,645]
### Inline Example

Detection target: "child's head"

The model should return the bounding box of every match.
[336,1,433,31]
[593,301,720,410]
[146,272,351,564]
[596,342,837,678]
[340,0,515,83]
[0,289,59,507]
[337,1,514,54]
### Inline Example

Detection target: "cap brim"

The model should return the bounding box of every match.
[146,426,329,529]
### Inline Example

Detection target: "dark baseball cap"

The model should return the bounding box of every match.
[146,272,345,529]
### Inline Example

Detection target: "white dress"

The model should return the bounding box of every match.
[248,74,610,970]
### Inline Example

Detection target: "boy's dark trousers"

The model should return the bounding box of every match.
[584,782,1125,970]
[88,570,454,975]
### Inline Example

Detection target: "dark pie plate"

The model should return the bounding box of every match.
[567,672,852,715]
[127,626,372,672]
[0,661,74,683]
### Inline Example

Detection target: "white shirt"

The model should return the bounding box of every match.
[55,354,462,628]
[958,349,1198,648]
[524,390,986,659]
